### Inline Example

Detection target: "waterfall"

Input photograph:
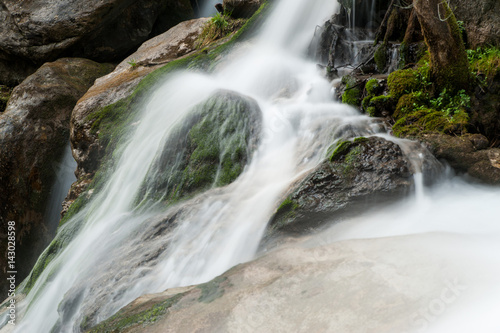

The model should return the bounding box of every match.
[44,143,77,237]
[6,1,362,332]
[3,0,500,332]
[199,0,218,17]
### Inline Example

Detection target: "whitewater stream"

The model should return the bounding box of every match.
[2,0,500,332]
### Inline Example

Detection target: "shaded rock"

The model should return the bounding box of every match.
[138,89,262,204]
[266,137,415,236]
[69,18,210,196]
[450,0,500,48]
[88,233,467,333]
[0,85,12,113]
[0,58,113,295]
[469,71,500,147]
[223,0,261,18]
[422,133,500,184]
[0,0,194,85]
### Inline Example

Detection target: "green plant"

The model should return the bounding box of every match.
[196,12,245,48]
[467,46,500,80]
[127,58,138,69]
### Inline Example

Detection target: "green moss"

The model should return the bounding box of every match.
[197,276,228,303]
[366,106,377,117]
[196,13,246,48]
[329,140,352,162]
[365,79,381,96]
[341,75,361,106]
[353,137,368,143]
[394,92,425,119]
[426,3,470,93]
[88,293,185,332]
[342,146,362,175]
[468,47,500,82]
[0,85,12,112]
[374,43,387,72]
[387,68,421,100]
[17,0,272,304]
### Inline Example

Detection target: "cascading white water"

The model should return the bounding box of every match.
[3,0,500,332]
[6,1,377,332]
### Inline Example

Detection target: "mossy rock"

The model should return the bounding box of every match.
[393,108,468,137]
[137,90,262,205]
[266,137,413,236]
[387,68,421,100]
[393,92,425,119]
[374,43,388,72]
[341,76,361,106]
[365,78,382,96]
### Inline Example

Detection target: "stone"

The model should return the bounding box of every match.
[223,0,261,18]
[0,0,194,85]
[450,0,500,48]
[422,133,500,185]
[0,58,114,297]
[69,18,210,204]
[265,137,421,237]
[87,233,469,333]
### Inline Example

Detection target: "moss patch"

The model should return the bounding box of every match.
[329,140,353,162]
[0,85,12,112]
[341,76,361,106]
[374,43,387,72]
[87,293,185,332]
[197,276,228,303]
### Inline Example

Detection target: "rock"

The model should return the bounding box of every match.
[422,133,500,184]
[450,0,500,48]
[266,137,416,237]
[0,58,114,296]
[88,233,468,333]
[469,71,500,147]
[0,0,194,85]
[138,89,262,204]
[70,18,209,186]
[0,85,12,113]
[223,0,261,18]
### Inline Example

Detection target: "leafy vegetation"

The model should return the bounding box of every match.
[196,12,246,48]
[467,47,500,81]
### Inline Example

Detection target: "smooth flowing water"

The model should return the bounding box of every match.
[3,0,500,332]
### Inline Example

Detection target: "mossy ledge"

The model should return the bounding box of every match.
[87,293,186,332]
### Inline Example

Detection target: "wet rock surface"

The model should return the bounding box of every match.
[87,234,464,333]
[265,137,417,237]
[422,133,500,185]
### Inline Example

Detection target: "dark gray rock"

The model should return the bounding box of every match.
[266,137,416,236]
[0,0,194,85]
[223,0,261,18]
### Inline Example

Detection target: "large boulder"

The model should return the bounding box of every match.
[422,133,500,184]
[0,58,114,296]
[88,234,471,333]
[138,89,262,204]
[0,0,194,85]
[265,137,438,237]
[450,0,500,48]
